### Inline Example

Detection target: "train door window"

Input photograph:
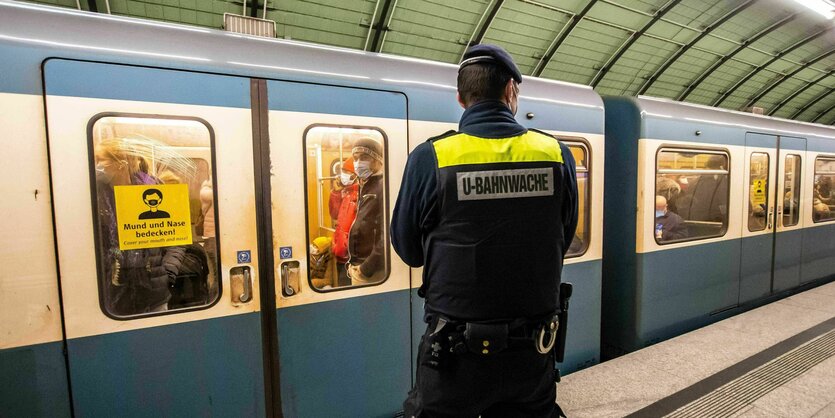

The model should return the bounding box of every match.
[564,141,590,257]
[303,126,389,291]
[782,154,801,227]
[813,157,835,222]
[89,115,219,318]
[748,153,770,232]
[656,149,730,244]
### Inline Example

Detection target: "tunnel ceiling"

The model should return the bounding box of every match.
[28,0,835,125]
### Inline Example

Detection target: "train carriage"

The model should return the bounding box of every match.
[602,96,835,357]
[0,2,604,416]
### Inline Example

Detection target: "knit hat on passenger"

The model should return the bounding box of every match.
[341,157,355,173]
[351,137,383,162]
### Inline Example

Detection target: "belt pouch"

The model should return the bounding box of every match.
[464,323,508,355]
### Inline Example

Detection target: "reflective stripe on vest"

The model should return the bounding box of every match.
[432,131,564,168]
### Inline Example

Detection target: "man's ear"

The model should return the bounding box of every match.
[504,79,515,103]
[457,92,467,110]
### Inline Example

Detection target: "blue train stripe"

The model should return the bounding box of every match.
[44,59,251,109]
[0,341,71,418]
[276,289,411,417]
[66,312,266,417]
[267,79,406,119]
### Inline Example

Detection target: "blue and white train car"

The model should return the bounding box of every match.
[602,96,835,357]
[0,1,604,416]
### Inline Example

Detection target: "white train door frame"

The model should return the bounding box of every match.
[43,59,271,417]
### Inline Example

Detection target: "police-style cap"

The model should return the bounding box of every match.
[459,44,522,84]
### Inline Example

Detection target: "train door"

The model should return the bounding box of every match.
[44,60,269,416]
[265,80,411,416]
[739,133,778,303]
[773,136,807,292]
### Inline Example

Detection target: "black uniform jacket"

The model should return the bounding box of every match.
[391,100,579,321]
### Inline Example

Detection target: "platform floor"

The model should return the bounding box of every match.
[559,281,835,418]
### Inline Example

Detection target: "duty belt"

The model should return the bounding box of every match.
[425,315,558,369]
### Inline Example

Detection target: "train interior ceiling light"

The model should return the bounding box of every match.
[793,0,835,19]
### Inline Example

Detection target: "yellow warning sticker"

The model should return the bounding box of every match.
[114,184,193,250]
[752,179,767,206]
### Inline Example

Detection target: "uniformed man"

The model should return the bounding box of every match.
[391,44,578,417]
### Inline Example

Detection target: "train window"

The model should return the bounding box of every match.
[782,155,801,227]
[655,149,729,244]
[89,115,220,319]
[303,126,389,291]
[813,157,835,223]
[748,153,770,232]
[565,142,590,257]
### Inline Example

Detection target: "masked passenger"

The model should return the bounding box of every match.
[346,137,385,285]
[94,139,183,315]
[655,195,687,242]
[330,158,359,287]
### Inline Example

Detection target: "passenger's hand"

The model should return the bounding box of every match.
[347,264,371,283]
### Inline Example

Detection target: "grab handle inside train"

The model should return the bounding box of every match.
[555,282,573,363]
[280,261,300,297]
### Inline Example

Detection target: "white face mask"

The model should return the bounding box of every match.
[655,210,666,218]
[340,172,355,185]
[355,161,374,179]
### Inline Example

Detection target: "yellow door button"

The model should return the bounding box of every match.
[482,340,490,347]
[482,349,489,354]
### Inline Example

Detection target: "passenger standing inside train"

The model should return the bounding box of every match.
[94,140,181,315]
[346,138,386,285]
[391,44,578,417]
[332,158,359,287]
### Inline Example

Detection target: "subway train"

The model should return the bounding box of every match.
[0,2,831,417]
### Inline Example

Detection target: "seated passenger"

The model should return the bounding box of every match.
[813,198,831,222]
[656,176,681,214]
[655,195,687,242]
[682,156,728,223]
[309,236,335,289]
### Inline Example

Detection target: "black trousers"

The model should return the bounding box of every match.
[403,326,560,418]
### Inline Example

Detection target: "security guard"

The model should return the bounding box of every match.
[391,44,578,417]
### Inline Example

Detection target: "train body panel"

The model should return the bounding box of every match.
[602,96,835,357]
[0,2,605,416]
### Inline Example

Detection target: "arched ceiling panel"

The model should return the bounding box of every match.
[380,0,486,62]
[481,0,568,74]
[25,0,835,124]
[271,0,377,49]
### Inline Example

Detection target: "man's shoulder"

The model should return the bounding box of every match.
[426,130,460,143]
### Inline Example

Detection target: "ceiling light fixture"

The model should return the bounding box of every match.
[793,0,835,19]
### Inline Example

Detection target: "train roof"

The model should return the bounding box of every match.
[637,96,835,141]
[0,0,602,116]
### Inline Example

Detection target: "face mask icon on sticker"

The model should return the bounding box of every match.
[139,188,171,220]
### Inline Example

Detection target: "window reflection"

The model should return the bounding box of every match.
[304,126,388,290]
[91,116,219,317]
[655,149,730,243]
[814,157,835,222]
[565,143,590,257]
[748,153,769,232]
[782,155,801,227]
